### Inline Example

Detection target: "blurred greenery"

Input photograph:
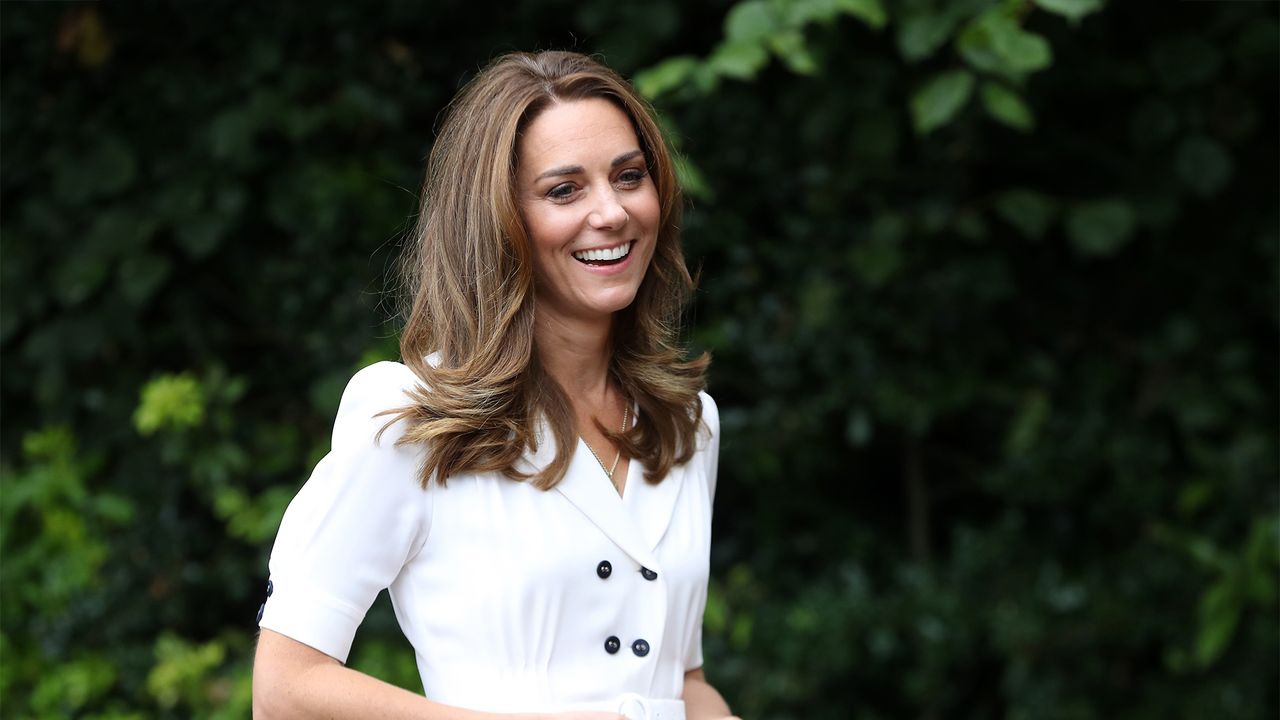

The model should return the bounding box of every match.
[1,1,1276,718]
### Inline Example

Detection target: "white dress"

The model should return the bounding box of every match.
[258,361,720,716]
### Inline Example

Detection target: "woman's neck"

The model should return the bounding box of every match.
[534,310,614,406]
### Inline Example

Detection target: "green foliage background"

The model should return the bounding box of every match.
[2,1,1276,718]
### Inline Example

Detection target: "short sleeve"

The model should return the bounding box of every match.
[701,392,720,510]
[258,361,432,663]
[684,391,721,672]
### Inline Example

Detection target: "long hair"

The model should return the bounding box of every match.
[381,50,708,490]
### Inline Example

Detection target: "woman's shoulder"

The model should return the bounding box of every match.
[342,359,420,397]
[697,389,720,435]
[331,360,424,449]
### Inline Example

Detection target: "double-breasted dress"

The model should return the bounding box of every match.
[258,360,720,717]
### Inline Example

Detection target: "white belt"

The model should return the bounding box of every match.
[560,693,685,720]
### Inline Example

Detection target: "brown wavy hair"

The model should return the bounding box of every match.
[380,50,709,490]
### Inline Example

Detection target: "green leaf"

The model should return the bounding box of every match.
[1243,516,1280,603]
[633,55,700,98]
[93,494,135,524]
[1005,390,1050,456]
[1033,0,1105,25]
[980,81,1035,131]
[690,63,723,95]
[30,655,117,712]
[769,30,819,75]
[775,0,885,29]
[21,425,76,463]
[704,581,728,633]
[994,188,1057,240]
[910,69,975,135]
[708,39,771,80]
[1175,135,1234,197]
[835,0,887,29]
[992,23,1053,73]
[724,0,777,43]
[780,0,842,25]
[1176,480,1215,516]
[147,633,226,709]
[674,152,714,202]
[897,10,959,62]
[730,613,754,649]
[1065,199,1136,257]
[134,373,206,435]
[958,10,1053,77]
[1194,581,1240,668]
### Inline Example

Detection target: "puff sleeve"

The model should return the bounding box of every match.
[258,361,432,664]
[683,391,721,672]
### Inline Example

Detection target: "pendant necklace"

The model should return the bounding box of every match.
[583,403,630,491]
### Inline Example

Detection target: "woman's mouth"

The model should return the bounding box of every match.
[572,241,632,266]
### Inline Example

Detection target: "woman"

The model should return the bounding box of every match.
[253,50,735,720]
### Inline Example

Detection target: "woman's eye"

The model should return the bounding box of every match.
[618,169,647,185]
[547,183,575,199]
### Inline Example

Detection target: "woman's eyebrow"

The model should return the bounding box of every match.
[534,150,644,181]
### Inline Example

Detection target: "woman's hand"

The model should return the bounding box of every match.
[681,667,735,720]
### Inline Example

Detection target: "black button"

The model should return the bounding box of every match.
[256,602,265,624]
[596,560,612,579]
[631,638,650,657]
[640,567,658,581]
[604,636,621,654]
[266,579,273,597]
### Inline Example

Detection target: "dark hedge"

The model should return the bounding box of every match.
[1,1,1276,718]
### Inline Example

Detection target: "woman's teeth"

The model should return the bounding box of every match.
[573,241,632,263]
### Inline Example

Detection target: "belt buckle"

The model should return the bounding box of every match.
[617,693,648,720]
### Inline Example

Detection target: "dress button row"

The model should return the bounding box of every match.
[256,579,274,624]
[596,560,659,581]
[603,636,650,657]
[595,561,653,657]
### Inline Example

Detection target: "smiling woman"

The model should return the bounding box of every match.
[251,51,738,720]
[517,98,661,334]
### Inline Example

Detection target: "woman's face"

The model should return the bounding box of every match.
[516,97,660,326]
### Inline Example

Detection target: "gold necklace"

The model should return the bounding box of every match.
[582,403,630,484]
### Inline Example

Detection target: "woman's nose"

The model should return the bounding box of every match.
[588,190,629,230]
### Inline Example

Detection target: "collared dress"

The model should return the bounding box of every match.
[257,360,720,715]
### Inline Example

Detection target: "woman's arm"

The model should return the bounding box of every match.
[253,630,622,720]
[254,629,514,720]
[681,667,739,720]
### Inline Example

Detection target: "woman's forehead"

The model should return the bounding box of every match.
[518,98,641,173]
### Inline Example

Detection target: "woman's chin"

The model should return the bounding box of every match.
[574,293,641,322]
[600,288,644,314]
[535,283,644,325]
